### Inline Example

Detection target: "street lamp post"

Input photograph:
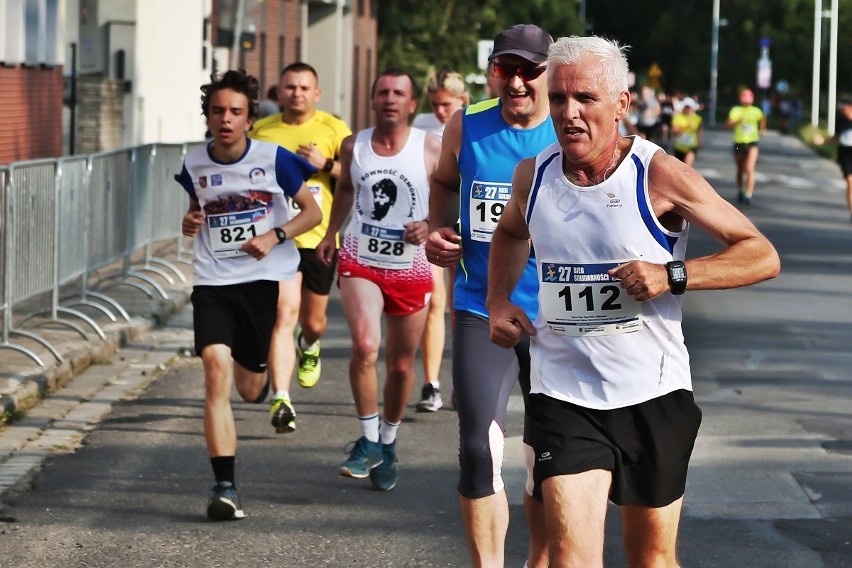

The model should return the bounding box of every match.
[709,0,720,127]
[827,0,838,136]
[811,1,822,127]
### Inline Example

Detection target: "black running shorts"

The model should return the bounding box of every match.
[191,280,279,373]
[528,389,702,507]
[838,145,852,177]
[298,247,336,295]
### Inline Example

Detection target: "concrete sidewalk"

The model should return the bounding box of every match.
[0,257,193,470]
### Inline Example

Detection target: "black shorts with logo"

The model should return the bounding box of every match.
[191,280,278,373]
[528,389,702,507]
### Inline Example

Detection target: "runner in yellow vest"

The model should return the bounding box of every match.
[671,97,703,167]
[725,88,766,204]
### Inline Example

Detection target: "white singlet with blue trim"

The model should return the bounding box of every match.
[525,136,692,410]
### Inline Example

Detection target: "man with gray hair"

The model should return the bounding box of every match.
[488,35,780,566]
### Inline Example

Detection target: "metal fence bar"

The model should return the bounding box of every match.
[3,160,62,364]
[140,143,188,282]
[0,167,44,365]
[56,156,123,322]
[88,149,161,298]
[0,140,203,367]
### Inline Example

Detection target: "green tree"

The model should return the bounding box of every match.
[377,0,581,108]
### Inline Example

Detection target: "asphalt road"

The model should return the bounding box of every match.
[0,128,850,567]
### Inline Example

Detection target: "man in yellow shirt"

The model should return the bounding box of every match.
[251,62,352,434]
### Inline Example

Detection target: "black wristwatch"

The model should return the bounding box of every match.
[666,260,687,295]
[323,158,334,173]
[274,227,287,244]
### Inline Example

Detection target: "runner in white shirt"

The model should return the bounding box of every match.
[317,68,441,491]
[176,70,321,521]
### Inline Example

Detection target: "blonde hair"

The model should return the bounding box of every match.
[426,70,469,100]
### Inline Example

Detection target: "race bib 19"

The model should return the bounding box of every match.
[469,181,511,242]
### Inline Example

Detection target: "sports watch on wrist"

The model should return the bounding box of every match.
[274,227,287,244]
[666,260,687,295]
[323,158,334,172]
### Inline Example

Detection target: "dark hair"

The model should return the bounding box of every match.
[200,69,260,119]
[371,67,418,99]
[281,62,319,79]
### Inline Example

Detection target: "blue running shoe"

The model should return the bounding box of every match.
[206,481,246,521]
[339,436,383,479]
[369,441,399,491]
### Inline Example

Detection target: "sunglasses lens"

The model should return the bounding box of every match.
[493,64,545,81]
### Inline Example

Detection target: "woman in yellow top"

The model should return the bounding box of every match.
[671,97,703,167]
[726,88,766,204]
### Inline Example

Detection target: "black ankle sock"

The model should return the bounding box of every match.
[210,456,235,486]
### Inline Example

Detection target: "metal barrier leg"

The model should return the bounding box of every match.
[83,291,131,321]
[141,257,188,284]
[9,328,63,363]
[0,342,46,367]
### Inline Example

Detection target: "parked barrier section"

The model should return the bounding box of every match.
[0,142,201,367]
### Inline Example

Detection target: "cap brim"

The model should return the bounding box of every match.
[488,49,547,64]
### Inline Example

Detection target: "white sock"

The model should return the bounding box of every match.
[379,417,400,445]
[430,381,440,390]
[299,334,317,351]
[359,414,380,443]
[273,390,290,401]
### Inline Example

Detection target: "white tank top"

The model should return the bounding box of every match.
[525,136,692,409]
[342,127,430,271]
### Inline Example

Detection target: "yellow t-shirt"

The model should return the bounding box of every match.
[671,113,702,152]
[727,105,764,144]
[250,110,352,248]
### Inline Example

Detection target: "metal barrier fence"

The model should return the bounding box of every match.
[0,142,199,367]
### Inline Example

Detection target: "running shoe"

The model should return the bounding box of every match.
[206,481,246,521]
[415,383,443,412]
[270,397,296,434]
[296,329,321,388]
[369,441,399,491]
[339,436,383,479]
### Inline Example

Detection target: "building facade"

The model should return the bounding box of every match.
[0,0,377,165]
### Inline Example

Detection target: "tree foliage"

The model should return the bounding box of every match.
[378,0,852,113]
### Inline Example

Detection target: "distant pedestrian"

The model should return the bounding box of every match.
[833,100,852,222]
[258,85,280,118]
[671,97,703,167]
[726,88,766,205]
[176,69,321,520]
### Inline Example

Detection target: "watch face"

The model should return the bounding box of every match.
[671,265,686,281]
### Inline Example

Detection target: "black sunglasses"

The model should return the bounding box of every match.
[492,63,547,82]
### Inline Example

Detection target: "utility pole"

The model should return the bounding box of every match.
[230,0,245,70]
[709,0,720,127]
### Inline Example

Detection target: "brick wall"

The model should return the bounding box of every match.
[0,66,63,165]
[75,77,125,155]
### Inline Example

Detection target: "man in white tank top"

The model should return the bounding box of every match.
[487,36,781,566]
[317,69,442,491]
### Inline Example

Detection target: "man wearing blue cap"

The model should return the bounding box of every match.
[426,23,555,568]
